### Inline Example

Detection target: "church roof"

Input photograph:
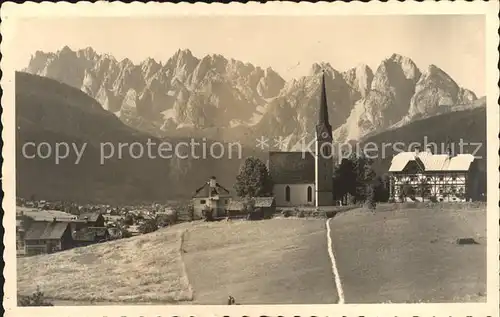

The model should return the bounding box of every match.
[318,71,331,128]
[268,151,315,184]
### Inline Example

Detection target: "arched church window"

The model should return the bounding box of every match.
[285,186,291,202]
[307,186,312,202]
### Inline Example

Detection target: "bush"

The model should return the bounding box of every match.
[281,209,291,218]
[121,228,133,238]
[202,208,214,222]
[138,219,158,234]
[297,210,305,218]
[124,214,134,226]
[18,287,53,306]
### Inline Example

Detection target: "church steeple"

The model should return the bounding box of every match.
[318,71,331,129]
[314,69,334,207]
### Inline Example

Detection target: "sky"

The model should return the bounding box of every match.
[11,15,485,96]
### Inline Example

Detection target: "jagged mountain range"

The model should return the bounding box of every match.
[24,46,483,148]
[16,72,265,203]
[16,72,486,203]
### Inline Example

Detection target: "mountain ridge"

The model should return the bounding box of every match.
[24,47,481,148]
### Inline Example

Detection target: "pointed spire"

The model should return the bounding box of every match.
[318,70,330,127]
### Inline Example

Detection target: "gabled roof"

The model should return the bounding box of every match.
[193,181,231,198]
[268,151,315,184]
[78,212,102,222]
[25,222,70,240]
[318,71,331,129]
[389,152,475,172]
[254,197,275,208]
[20,209,78,222]
[227,200,244,211]
[226,197,275,211]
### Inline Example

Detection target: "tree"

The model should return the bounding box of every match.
[332,154,377,204]
[373,175,390,202]
[234,157,273,198]
[365,182,377,211]
[332,157,356,204]
[202,205,213,222]
[138,218,158,234]
[124,214,134,226]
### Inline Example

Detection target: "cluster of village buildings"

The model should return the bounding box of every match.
[15,199,179,256]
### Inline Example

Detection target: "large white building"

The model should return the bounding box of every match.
[268,72,334,207]
[388,146,480,202]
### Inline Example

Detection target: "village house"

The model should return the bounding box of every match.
[18,207,111,255]
[16,219,26,256]
[72,226,110,247]
[192,176,232,219]
[226,197,276,219]
[17,207,78,222]
[388,145,480,202]
[77,212,105,227]
[24,221,73,256]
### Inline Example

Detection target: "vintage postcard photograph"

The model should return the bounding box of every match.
[1,2,499,317]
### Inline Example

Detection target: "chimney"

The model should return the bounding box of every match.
[209,176,217,188]
[414,146,420,156]
[426,145,433,154]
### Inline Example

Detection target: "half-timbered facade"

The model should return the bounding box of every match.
[388,147,479,202]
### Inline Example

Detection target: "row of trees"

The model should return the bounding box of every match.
[332,154,389,208]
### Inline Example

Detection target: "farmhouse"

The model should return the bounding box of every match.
[17,207,78,222]
[226,197,276,219]
[388,145,480,202]
[268,72,334,207]
[72,226,110,246]
[192,176,232,218]
[77,212,105,227]
[24,221,73,256]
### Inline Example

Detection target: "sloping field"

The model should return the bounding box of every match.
[17,223,194,303]
[329,206,487,303]
[182,218,338,304]
[17,219,337,305]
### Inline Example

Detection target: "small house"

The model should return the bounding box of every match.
[24,221,73,256]
[192,176,232,219]
[226,197,276,219]
[72,227,110,247]
[77,212,105,227]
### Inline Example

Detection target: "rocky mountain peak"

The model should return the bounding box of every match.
[76,47,97,60]
[59,45,74,55]
[23,48,480,147]
[342,64,374,99]
[310,62,336,76]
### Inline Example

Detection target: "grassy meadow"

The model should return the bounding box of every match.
[17,203,487,304]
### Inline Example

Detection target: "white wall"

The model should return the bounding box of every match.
[193,197,231,218]
[273,183,315,207]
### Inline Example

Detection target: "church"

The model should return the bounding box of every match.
[268,72,334,207]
